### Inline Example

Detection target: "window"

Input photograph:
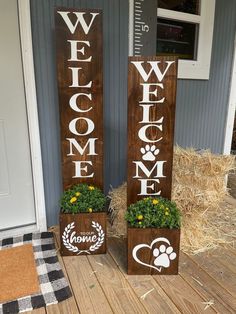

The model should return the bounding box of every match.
[157,0,215,79]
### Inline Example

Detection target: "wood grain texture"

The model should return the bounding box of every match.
[127,56,177,205]
[192,249,236,296]
[47,226,236,314]
[153,275,216,313]
[87,254,146,313]
[179,252,236,313]
[63,256,112,314]
[108,237,181,313]
[49,231,80,314]
[60,212,106,256]
[55,8,103,190]
[127,227,180,275]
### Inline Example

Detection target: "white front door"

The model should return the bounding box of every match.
[0,0,46,233]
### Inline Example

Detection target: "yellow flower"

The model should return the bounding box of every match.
[138,221,142,225]
[88,186,95,191]
[88,208,93,213]
[75,192,81,197]
[160,205,164,209]
[152,199,158,205]
[165,212,169,216]
[165,207,169,211]
[70,197,77,203]
[137,214,143,220]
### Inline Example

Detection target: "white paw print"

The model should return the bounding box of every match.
[153,245,176,268]
[140,145,159,161]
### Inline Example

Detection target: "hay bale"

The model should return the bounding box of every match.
[107,147,236,254]
[107,183,127,237]
[174,146,235,177]
[172,146,235,215]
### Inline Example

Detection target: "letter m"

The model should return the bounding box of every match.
[133,161,166,178]
[66,138,97,156]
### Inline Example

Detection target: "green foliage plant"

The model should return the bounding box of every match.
[125,197,181,229]
[60,183,106,214]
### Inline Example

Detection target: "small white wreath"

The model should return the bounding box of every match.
[62,221,105,254]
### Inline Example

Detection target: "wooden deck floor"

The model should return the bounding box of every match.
[28,201,236,314]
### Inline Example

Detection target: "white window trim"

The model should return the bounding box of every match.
[129,0,216,80]
[223,34,236,155]
[11,0,47,234]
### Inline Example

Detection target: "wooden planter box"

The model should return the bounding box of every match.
[127,227,180,275]
[60,211,107,256]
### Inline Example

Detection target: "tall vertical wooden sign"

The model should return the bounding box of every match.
[55,8,103,190]
[127,57,177,206]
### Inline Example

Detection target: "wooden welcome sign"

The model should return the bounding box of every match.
[55,8,103,190]
[127,56,177,205]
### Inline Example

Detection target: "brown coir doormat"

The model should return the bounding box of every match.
[0,244,40,303]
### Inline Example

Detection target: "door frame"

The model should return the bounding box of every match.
[0,0,47,237]
[223,32,236,155]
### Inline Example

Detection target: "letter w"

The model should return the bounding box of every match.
[66,138,97,155]
[131,61,175,82]
[57,11,99,34]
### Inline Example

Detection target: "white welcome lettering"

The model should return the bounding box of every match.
[131,61,175,82]
[57,11,99,34]
[67,40,92,62]
[66,138,97,156]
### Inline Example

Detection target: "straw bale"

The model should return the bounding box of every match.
[173,146,235,177]
[107,147,236,253]
[107,183,127,237]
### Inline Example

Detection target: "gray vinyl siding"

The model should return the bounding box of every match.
[30,0,236,226]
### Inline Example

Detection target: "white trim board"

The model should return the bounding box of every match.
[128,0,215,80]
[223,33,236,155]
[0,0,47,237]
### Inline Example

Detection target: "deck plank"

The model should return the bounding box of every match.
[29,226,235,314]
[212,247,236,274]
[179,252,236,313]
[108,237,181,313]
[192,250,236,296]
[87,253,147,313]
[153,274,216,313]
[63,256,113,314]
[54,229,111,314]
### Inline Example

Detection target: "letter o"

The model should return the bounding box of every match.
[138,124,163,143]
[69,117,94,136]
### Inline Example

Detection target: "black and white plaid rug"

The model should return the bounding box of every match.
[0,232,72,314]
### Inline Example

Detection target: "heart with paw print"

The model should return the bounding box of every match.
[132,237,176,272]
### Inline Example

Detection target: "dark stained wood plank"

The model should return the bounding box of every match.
[179,252,236,313]
[127,56,178,205]
[60,212,106,256]
[127,227,180,275]
[54,228,111,314]
[87,254,147,313]
[55,8,103,190]
[192,250,236,296]
[108,237,181,313]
